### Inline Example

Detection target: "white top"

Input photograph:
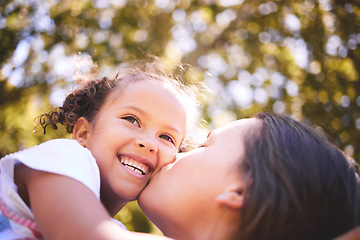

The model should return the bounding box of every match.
[0,139,101,239]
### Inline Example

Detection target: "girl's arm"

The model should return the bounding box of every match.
[25,166,171,240]
[333,227,360,240]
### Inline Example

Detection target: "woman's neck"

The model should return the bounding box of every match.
[161,208,240,240]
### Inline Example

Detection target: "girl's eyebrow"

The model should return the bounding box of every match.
[207,131,212,138]
[122,105,147,116]
[124,104,182,137]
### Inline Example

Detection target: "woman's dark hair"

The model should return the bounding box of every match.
[239,112,360,240]
[34,58,200,149]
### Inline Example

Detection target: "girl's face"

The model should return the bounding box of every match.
[82,79,187,208]
[138,118,261,238]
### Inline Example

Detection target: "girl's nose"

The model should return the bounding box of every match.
[135,136,158,153]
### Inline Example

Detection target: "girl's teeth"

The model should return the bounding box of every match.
[120,156,149,175]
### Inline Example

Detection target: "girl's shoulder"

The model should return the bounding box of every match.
[3,139,95,166]
[1,138,101,199]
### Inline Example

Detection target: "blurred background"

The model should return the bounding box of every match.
[1,0,359,234]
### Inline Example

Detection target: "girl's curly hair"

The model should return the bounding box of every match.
[34,57,201,150]
[35,76,116,134]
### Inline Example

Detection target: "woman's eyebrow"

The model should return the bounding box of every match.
[207,131,212,138]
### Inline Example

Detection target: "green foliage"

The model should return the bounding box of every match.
[1,0,360,233]
[115,201,162,234]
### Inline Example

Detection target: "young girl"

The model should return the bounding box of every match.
[0,58,199,239]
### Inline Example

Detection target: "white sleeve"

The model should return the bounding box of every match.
[2,139,100,199]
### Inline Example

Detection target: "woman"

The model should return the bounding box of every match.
[138,112,360,240]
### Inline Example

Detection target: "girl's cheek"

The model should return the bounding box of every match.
[161,150,177,166]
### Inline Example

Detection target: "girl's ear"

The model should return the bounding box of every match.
[72,117,93,147]
[216,187,245,210]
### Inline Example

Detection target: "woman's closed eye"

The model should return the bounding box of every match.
[198,131,212,148]
[198,143,207,148]
[159,134,175,145]
[122,115,141,127]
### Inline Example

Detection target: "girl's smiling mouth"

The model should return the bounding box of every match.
[119,155,150,175]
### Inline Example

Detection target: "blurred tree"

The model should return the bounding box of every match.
[1,0,359,234]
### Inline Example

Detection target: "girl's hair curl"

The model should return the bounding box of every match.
[35,77,116,134]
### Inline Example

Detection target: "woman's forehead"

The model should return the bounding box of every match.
[216,118,261,135]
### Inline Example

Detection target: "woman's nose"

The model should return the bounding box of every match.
[135,136,158,153]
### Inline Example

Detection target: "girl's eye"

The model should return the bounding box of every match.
[122,115,140,127]
[160,134,175,145]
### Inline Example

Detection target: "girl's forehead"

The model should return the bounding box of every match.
[108,78,159,99]
[115,77,178,93]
